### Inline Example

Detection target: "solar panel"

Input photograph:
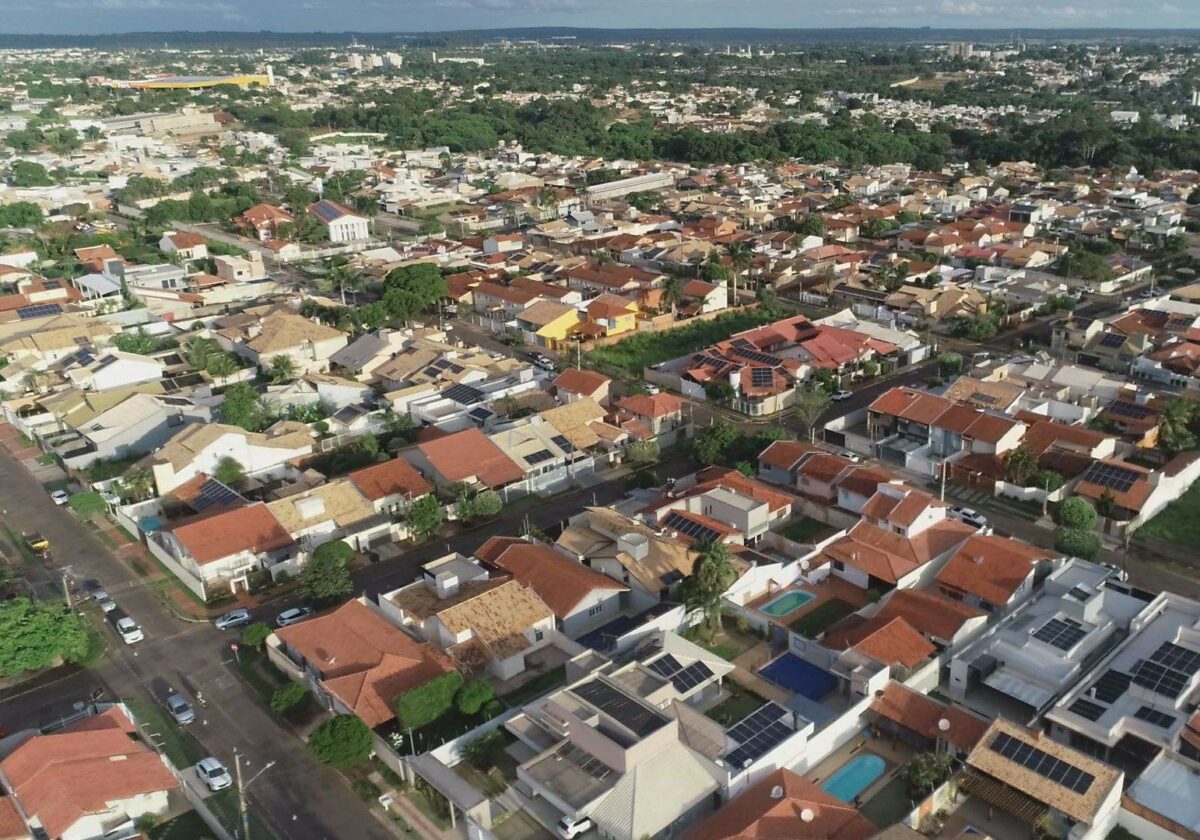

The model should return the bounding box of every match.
[988,732,1094,795]
[1032,617,1087,651]
[551,434,576,454]
[17,303,62,320]
[1149,642,1200,676]
[1133,706,1176,728]
[94,355,119,371]
[447,363,465,374]
[1066,586,1092,602]
[1081,462,1141,493]
[468,407,493,422]
[671,661,714,693]
[190,479,242,512]
[1068,699,1106,722]
[1131,660,1191,699]
[663,511,722,543]
[724,702,792,768]
[647,654,682,678]
[572,680,666,737]
[525,449,554,466]
[432,359,451,370]
[1093,670,1132,704]
[1106,401,1154,420]
[734,347,783,366]
[750,368,773,388]
[443,383,485,405]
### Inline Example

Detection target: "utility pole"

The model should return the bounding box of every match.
[234,751,247,840]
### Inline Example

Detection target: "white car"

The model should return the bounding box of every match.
[95,593,117,613]
[275,606,314,627]
[830,390,852,402]
[644,384,661,395]
[839,450,862,463]
[196,757,232,792]
[114,615,144,645]
[557,816,594,839]
[949,506,988,529]
[50,490,69,506]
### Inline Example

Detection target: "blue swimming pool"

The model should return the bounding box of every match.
[760,590,816,617]
[759,653,839,701]
[822,754,886,802]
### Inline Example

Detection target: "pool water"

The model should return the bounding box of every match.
[822,754,886,802]
[760,590,815,617]
[759,653,839,701]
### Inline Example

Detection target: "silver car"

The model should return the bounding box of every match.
[165,692,196,725]
[196,757,232,791]
[214,609,251,630]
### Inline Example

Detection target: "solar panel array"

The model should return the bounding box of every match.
[1033,617,1087,651]
[525,449,554,465]
[663,511,723,543]
[468,407,493,422]
[750,368,773,388]
[988,732,1095,795]
[1068,698,1106,722]
[65,349,94,367]
[443,383,485,405]
[1093,670,1132,703]
[1106,401,1155,420]
[671,661,713,693]
[724,702,792,769]
[572,680,666,737]
[730,338,783,366]
[1132,641,1200,699]
[551,434,576,454]
[1133,706,1176,728]
[1150,641,1200,673]
[432,359,465,374]
[17,303,62,320]
[190,479,243,512]
[1098,332,1127,348]
[647,654,682,679]
[1081,462,1141,493]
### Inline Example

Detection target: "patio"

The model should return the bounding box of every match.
[799,729,922,821]
[492,645,573,698]
[746,577,870,635]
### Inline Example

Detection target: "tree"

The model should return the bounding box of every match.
[626,439,660,464]
[692,422,738,466]
[682,542,736,641]
[303,541,354,603]
[1056,497,1097,531]
[394,671,464,730]
[0,599,89,677]
[1159,399,1197,455]
[660,273,684,316]
[471,489,503,518]
[114,467,153,502]
[455,678,495,715]
[219,382,263,431]
[269,354,298,384]
[937,352,963,376]
[327,264,362,306]
[214,456,245,486]
[111,328,161,355]
[905,752,955,798]
[270,682,311,717]
[206,353,239,386]
[792,386,831,440]
[1003,444,1039,486]
[1055,527,1101,560]
[724,242,751,306]
[703,381,735,404]
[407,494,443,541]
[183,336,219,371]
[382,263,448,322]
[308,714,373,767]
[756,286,781,318]
[793,215,825,237]
[241,622,271,649]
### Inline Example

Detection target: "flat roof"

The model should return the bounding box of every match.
[571,679,669,739]
[1126,751,1200,834]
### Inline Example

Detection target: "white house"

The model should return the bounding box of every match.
[65,350,164,392]
[147,421,314,495]
[308,199,370,243]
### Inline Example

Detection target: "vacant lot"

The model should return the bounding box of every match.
[1138,483,1200,548]
[584,309,777,377]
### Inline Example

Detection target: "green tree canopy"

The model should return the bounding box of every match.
[241,622,271,649]
[681,542,736,641]
[1054,527,1102,560]
[408,494,444,541]
[0,598,89,677]
[219,382,265,431]
[307,714,373,766]
[455,678,495,715]
[214,456,245,486]
[302,542,354,604]
[394,671,464,730]
[1056,497,1097,531]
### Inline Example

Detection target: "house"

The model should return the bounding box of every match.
[213,252,268,284]
[158,231,208,261]
[329,328,410,381]
[239,203,292,241]
[67,392,210,468]
[514,301,581,350]
[935,534,1055,614]
[681,767,875,840]
[552,368,612,406]
[611,392,686,441]
[483,539,628,637]
[227,312,349,374]
[679,279,725,315]
[868,681,990,759]
[150,502,294,598]
[0,706,179,840]
[379,554,556,679]
[645,467,793,544]
[410,427,525,491]
[308,199,371,244]
[962,719,1122,840]
[347,457,432,516]
[581,293,638,339]
[64,351,164,392]
[823,615,936,671]
[147,421,314,495]
[265,479,386,555]
[873,587,987,649]
[270,598,455,728]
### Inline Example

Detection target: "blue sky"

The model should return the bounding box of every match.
[0,0,1198,34]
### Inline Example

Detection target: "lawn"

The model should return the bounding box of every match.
[860,775,915,827]
[34,453,56,466]
[778,517,830,544]
[149,810,219,840]
[682,619,761,661]
[704,683,768,727]
[67,491,106,516]
[206,788,275,840]
[583,309,778,377]
[126,700,204,769]
[501,665,567,708]
[788,598,856,638]
[1138,481,1200,548]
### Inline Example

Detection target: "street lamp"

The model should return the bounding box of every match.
[233,751,275,840]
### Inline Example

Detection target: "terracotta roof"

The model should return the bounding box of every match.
[0,707,179,840]
[275,599,454,728]
[0,797,24,840]
[417,428,525,488]
[167,231,207,249]
[690,467,794,513]
[170,503,292,565]
[757,440,821,471]
[489,542,626,618]
[875,588,984,642]
[348,457,432,502]
[824,616,934,668]
[552,367,611,398]
[822,518,975,584]
[870,681,989,754]
[615,392,683,419]
[936,535,1050,605]
[474,535,528,564]
[680,767,875,840]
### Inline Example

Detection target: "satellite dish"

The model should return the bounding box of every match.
[770,785,784,800]
[938,718,951,732]
[801,808,815,823]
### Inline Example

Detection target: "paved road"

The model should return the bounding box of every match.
[0,444,392,840]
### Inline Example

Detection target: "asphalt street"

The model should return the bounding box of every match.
[0,443,392,840]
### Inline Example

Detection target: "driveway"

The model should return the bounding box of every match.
[0,440,392,840]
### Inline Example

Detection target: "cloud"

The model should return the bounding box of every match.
[939,0,983,14]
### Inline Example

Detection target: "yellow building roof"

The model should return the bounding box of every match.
[265,479,375,533]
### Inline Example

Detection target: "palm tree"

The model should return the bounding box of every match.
[328,264,361,306]
[269,355,297,385]
[683,542,737,641]
[182,337,218,372]
[206,353,238,386]
[724,242,751,308]
[660,274,684,317]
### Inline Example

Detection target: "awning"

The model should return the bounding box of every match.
[984,667,1054,709]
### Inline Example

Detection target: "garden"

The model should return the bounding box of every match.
[788,598,856,638]
[682,614,763,661]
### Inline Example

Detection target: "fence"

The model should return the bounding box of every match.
[903,776,959,832]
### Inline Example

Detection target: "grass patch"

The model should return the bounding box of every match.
[778,517,829,543]
[860,775,915,827]
[788,598,855,638]
[206,788,275,840]
[126,700,205,769]
[1138,481,1200,548]
[501,665,566,707]
[68,491,106,516]
[149,810,219,840]
[35,453,56,466]
[682,617,761,661]
[77,621,108,667]
[404,784,453,830]
[583,309,777,377]
[91,526,120,550]
[238,651,289,704]
[704,684,768,726]
[116,526,138,544]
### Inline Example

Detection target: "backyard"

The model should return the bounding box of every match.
[778,516,831,544]
[683,617,762,661]
[1137,482,1200,548]
[859,775,915,827]
[788,598,856,638]
[704,683,768,727]
[583,309,778,377]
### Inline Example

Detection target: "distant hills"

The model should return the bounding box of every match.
[1,27,1199,49]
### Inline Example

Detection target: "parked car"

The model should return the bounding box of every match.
[644,383,661,395]
[196,757,232,791]
[949,506,988,529]
[23,533,48,553]
[94,591,117,613]
[112,614,144,645]
[214,608,252,630]
[839,450,862,463]
[275,606,314,628]
[50,489,69,506]
[557,816,594,839]
[830,389,852,402]
[165,692,195,725]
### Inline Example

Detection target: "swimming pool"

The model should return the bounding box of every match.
[759,653,839,701]
[821,754,886,802]
[760,590,815,617]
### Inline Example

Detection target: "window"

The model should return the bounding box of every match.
[832,560,844,572]
[533,627,543,642]
[587,603,604,617]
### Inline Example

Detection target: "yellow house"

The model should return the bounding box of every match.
[582,293,639,339]
[515,301,582,350]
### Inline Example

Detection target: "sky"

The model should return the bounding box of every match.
[0,0,1198,35]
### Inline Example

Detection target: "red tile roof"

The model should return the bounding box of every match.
[875,588,985,642]
[615,392,683,419]
[870,681,989,754]
[552,368,611,398]
[691,467,795,513]
[0,707,179,839]
[417,428,524,488]
[348,457,432,502]
[490,543,626,618]
[276,600,454,728]
[171,503,292,565]
[825,616,935,668]
[822,518,975,584]
[936,535,1051,605]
